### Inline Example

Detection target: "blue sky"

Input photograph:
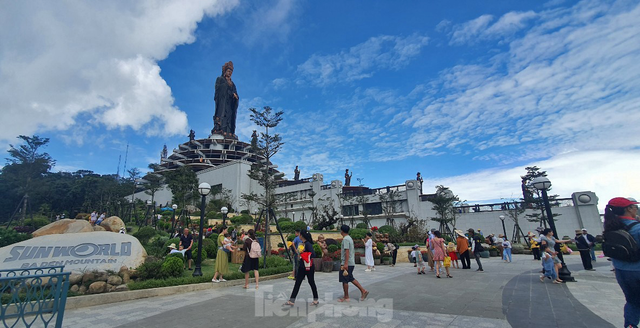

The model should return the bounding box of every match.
[1,0,639,209]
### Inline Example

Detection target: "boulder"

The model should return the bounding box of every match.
[94,271,108,282]
[93,225,106,231]
[32,219,93,237]
[100,216,125,232]
[107,283,116,292]
[82,272,96,285]
[70,285,79,293]
[114,284,129,292]
[88,281,106,294]
[79,285,87,294]
[121,272,130,284]
[119,266,128,276]
[107,275,122,285]
[69,273,83,285]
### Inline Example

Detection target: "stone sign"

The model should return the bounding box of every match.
[0,232,147,272]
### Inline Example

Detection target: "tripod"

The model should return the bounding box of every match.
[254,207,293,268]
[511,223,530,247]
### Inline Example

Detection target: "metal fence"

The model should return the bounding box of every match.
[0,266,70,328]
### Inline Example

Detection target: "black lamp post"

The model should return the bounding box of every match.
[499,215,507,239]
[193,182,211,277]
[171,204,177,231]
[145,200,152,227]
[221,206,228,226]
[531,177,575,282]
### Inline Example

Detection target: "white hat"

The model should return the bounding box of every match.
[168,243,177,249]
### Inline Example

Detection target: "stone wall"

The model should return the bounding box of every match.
[68,266,135,295]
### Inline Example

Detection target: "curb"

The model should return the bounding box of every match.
[64,272,290,310]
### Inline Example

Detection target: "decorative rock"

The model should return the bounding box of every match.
[70,285,79,293]
[107,275,122,285]
[119,266,128,275]
[100,216,126,232]
[88,281,106,294]
[32,219,93,237]
[122,272,130,284]
[93,225,106,231]
[114,284,129,292]
[94,271,108,282]
[107,283,116,292]
[82,272,96,285]
[69,273,83,285]
[79,285,87,294]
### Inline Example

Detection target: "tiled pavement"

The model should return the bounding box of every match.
[58,254,624,328]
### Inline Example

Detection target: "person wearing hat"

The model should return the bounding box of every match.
[604,197,640,328]
[574,229,594,271]
[468,228,484,272]
[580,228,597,261]
[455,230,471,269]
[412,245,426,275]
[528,232,541,261]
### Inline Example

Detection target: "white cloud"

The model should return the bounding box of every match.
[423,150,640,212]
[449,11,537,45]
[238,0,299,46]
[296,34,429,87]
[449,15,494,45]
[0,0,239,144]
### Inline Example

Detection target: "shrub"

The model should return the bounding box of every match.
[376,242,385,251]
[24,218,52,229]
[163,238,180,252]
[378,225,396,235]
[230,214,254,225]
[325,238,338,246]
[287,234,296,242]
[207,233,219,244]
[202,238,217,259]
[258,255,290,268]
[278,217,292,223]
[136,261,164,280]
[161,257,184,278]
[293,221,307,232]
[327,244,338,253]
[166,252,184,261]
[511,244,525,254]
[206,212,222,220]
[278,221,294,233]
[0,228,31,247]
[350,228,368,241]
[144,245,165,258]
[355,223,368,229]
[133,226,157,244]
[312,243,322,256]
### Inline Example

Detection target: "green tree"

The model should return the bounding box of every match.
[430,185,462,237]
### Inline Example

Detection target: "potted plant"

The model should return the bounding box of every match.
[312,243,323,271]
[359,254,367,265]
[373,252,381,266]
[331,250,341,271]
[355,252,363,264]
[382,256,391,265]
[354,240,365,254]
[489,246,498,257]
[322,255,333,272]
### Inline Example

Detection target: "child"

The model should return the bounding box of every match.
[223,233,236,253]
[412,245,426,275]
[446,242,459,269]
[540,244,560,284]
[502,237,512,263]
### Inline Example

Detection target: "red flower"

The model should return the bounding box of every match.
[371,226,378,231]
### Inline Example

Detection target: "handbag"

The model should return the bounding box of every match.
[443,256,451,268]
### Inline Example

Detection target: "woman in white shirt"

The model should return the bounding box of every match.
[364,233,375,272]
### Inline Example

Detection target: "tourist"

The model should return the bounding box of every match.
[90,211,97,225]
[338,225,368,302]
[119,227,126,234]
[502,237,512,263]
[456,230,471,269]
[289,229,302,279]
[581,228,597,261]
[468,228,484,272]
[172,229,180,238]
[212,226,229,282]
[283,230,319,307]
[539,228,571,283]
[575,229,594,271]
[496,234,504,258]
[96,212,106,225]
[431,231,451,278]
[222,233,236,253]
[385,241,397,267]
[364,233,375,272]
[539,243,560,284]
[179,228,194,270]
[412,245,426,274]
[603,197,640,328]
[529,233,541,260]
[168,243,186,256]
[446,242,459,269]
[241,229,260,289]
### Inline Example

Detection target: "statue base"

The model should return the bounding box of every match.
[210,129,237,140]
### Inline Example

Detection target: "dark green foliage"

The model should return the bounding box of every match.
[355,223,368,229]
[312,243,322,256]
[207,233,219,244]
[230,214,254,225]
[278,217,292,223]
[324,238,338,246]
[376,242,385,251]
[287,234,295,242]
[133,226,157,244]
[378,225,396,235]
[349,228,368,240]
[160,257,184,278]
[206,211,222,220]
[136,261,164,280]
[258,255,290,268]
[166,252,184,261]
[143,245,165,258]
[293,221,307,232]
[23,218,51,229]
[202,238,217,259]
[163,237,180,251]
[277,221,294,233]
[0,228,31,247]
[327,244,338,253]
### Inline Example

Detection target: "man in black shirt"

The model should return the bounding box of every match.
[179,228,194,270]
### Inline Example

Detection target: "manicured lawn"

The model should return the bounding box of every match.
[180,258,241,278]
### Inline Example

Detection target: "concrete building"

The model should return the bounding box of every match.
[132,136,603,238]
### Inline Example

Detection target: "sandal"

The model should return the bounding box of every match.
[283,301,294,307]
[337,297,350,303]
[436,275,441,278]
[553,281,561,284]
[310,300,319,306]
[447,275,453,278]
[360,290,369,301]
[242,285,249,289]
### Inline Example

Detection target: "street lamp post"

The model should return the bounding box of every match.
[145,200,152,227]
[531,176,575,282]
[292,211,295,222]
[193,182,211,277]
[499,215,507,239]
[221,206,228,226]
[171,204,178,231]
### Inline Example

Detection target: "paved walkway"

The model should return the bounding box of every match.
[60,254,624,328]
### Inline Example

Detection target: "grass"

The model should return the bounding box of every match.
[180,259,241,278]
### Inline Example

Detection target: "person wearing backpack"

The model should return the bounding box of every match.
[604,197,640,328]
[241,229,260,289]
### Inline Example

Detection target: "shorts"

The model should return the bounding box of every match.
[184,249,193,260]
[339,265,355,284]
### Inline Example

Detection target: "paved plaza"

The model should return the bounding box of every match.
[61,254,624,328]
